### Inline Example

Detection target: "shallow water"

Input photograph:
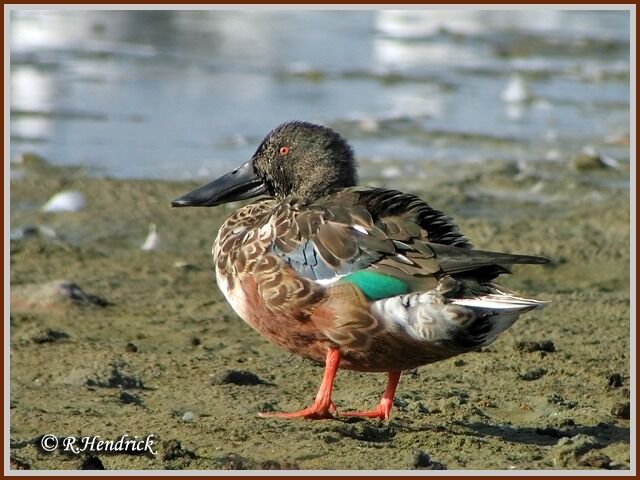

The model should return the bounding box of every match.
[9,9,630,180]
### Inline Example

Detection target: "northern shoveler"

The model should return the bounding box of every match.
[172,121,547,420]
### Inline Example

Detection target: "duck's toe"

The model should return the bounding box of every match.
[257,402,335,420]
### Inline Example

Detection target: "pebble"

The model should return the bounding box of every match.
[31,328,70,344]
[319,433,340,444]
[553,434,602,467]
[10,455,30,470]
[218,453,252,470]
[547,393,577,409]
[335,423,395,442]
[11,279,109,313]
[611,401,630,420]
[181,411,198,423]
[79,455,105,470]
[42,191,85,213]
[163,439,196,461]
[209,370,264,386]
[393,397,409,409]
[72,361,145,389]
[260,460,300,470]
[607,373,623,388]
[11,225,57,241]
[407,401,430,414]
[124,342,138,353]
[255,401,276,413]
[174,260,198,271]
[119,391,142,405]
[515,340,555,353]
[411,449,447,470]
[519,367,547,381]
[580,453,612,469]
[573,147,618,171]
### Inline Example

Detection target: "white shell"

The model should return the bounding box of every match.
[41,191,85,212]
[501,75,531,103]
[141,223,160,251]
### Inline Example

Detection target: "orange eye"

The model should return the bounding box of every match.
[279,146,290,155]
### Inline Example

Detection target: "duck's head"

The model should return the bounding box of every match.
[171,121,357,208]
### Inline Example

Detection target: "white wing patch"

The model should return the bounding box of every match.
[451,293,545,311]
[370,289,544,344]
[315,274,347,286]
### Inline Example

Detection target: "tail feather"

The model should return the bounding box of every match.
[428,243,549,276]
[451,293,546,313]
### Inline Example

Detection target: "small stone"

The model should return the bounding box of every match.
[260,460,281,470]
[189,337,201,347]
[10,455,30,470]
[443,388,469,400]
[611,401,630,420]
[11,225,57,241]
[84,362,145,390]
[607,373,623,388]
[255,402,276,413]
[209,370,264,386]
[79,455,105,470]
[11,280,109,313]
[454,358,466,366]
[580,454,612,469]
[174,260,198,271]
[319,433,340,444]
[119,391,142,405]
[181,411,198,423]
[163,440,196,461]
[547,393,578,409]
[259,460,298,470]
[411,449,447,470]
[515,340,555,353]
[31,328,70,344]
[519,367,547,381]
[335,423,395,442]
[573,148,616,171]
[393,397,409,408]
[218,453,250,470]
[124,342,138,353]
[553,434,602,467]
[408,401,430,414]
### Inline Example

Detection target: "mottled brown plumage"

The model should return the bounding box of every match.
[172,121,548,419]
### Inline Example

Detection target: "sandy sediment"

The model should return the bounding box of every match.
[9,155,630,470]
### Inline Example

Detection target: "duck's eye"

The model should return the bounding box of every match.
[279,146,290,155]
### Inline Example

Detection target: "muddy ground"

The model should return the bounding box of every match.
[9,153,631,470]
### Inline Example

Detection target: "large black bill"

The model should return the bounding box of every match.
[171,160,266,207]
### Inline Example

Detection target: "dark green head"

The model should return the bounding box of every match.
[171,122,357,208]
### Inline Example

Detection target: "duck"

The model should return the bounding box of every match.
[171,121,548,420]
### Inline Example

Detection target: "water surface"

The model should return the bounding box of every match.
[10,9,631,180]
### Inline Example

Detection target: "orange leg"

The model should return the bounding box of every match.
[340,370,401,420]
[258,348,340,420]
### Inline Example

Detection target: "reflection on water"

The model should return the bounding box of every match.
[9,9,630,180]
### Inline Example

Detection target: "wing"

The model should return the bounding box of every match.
[271,187,547,300]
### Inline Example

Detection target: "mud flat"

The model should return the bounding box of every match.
[9,154,630,470]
